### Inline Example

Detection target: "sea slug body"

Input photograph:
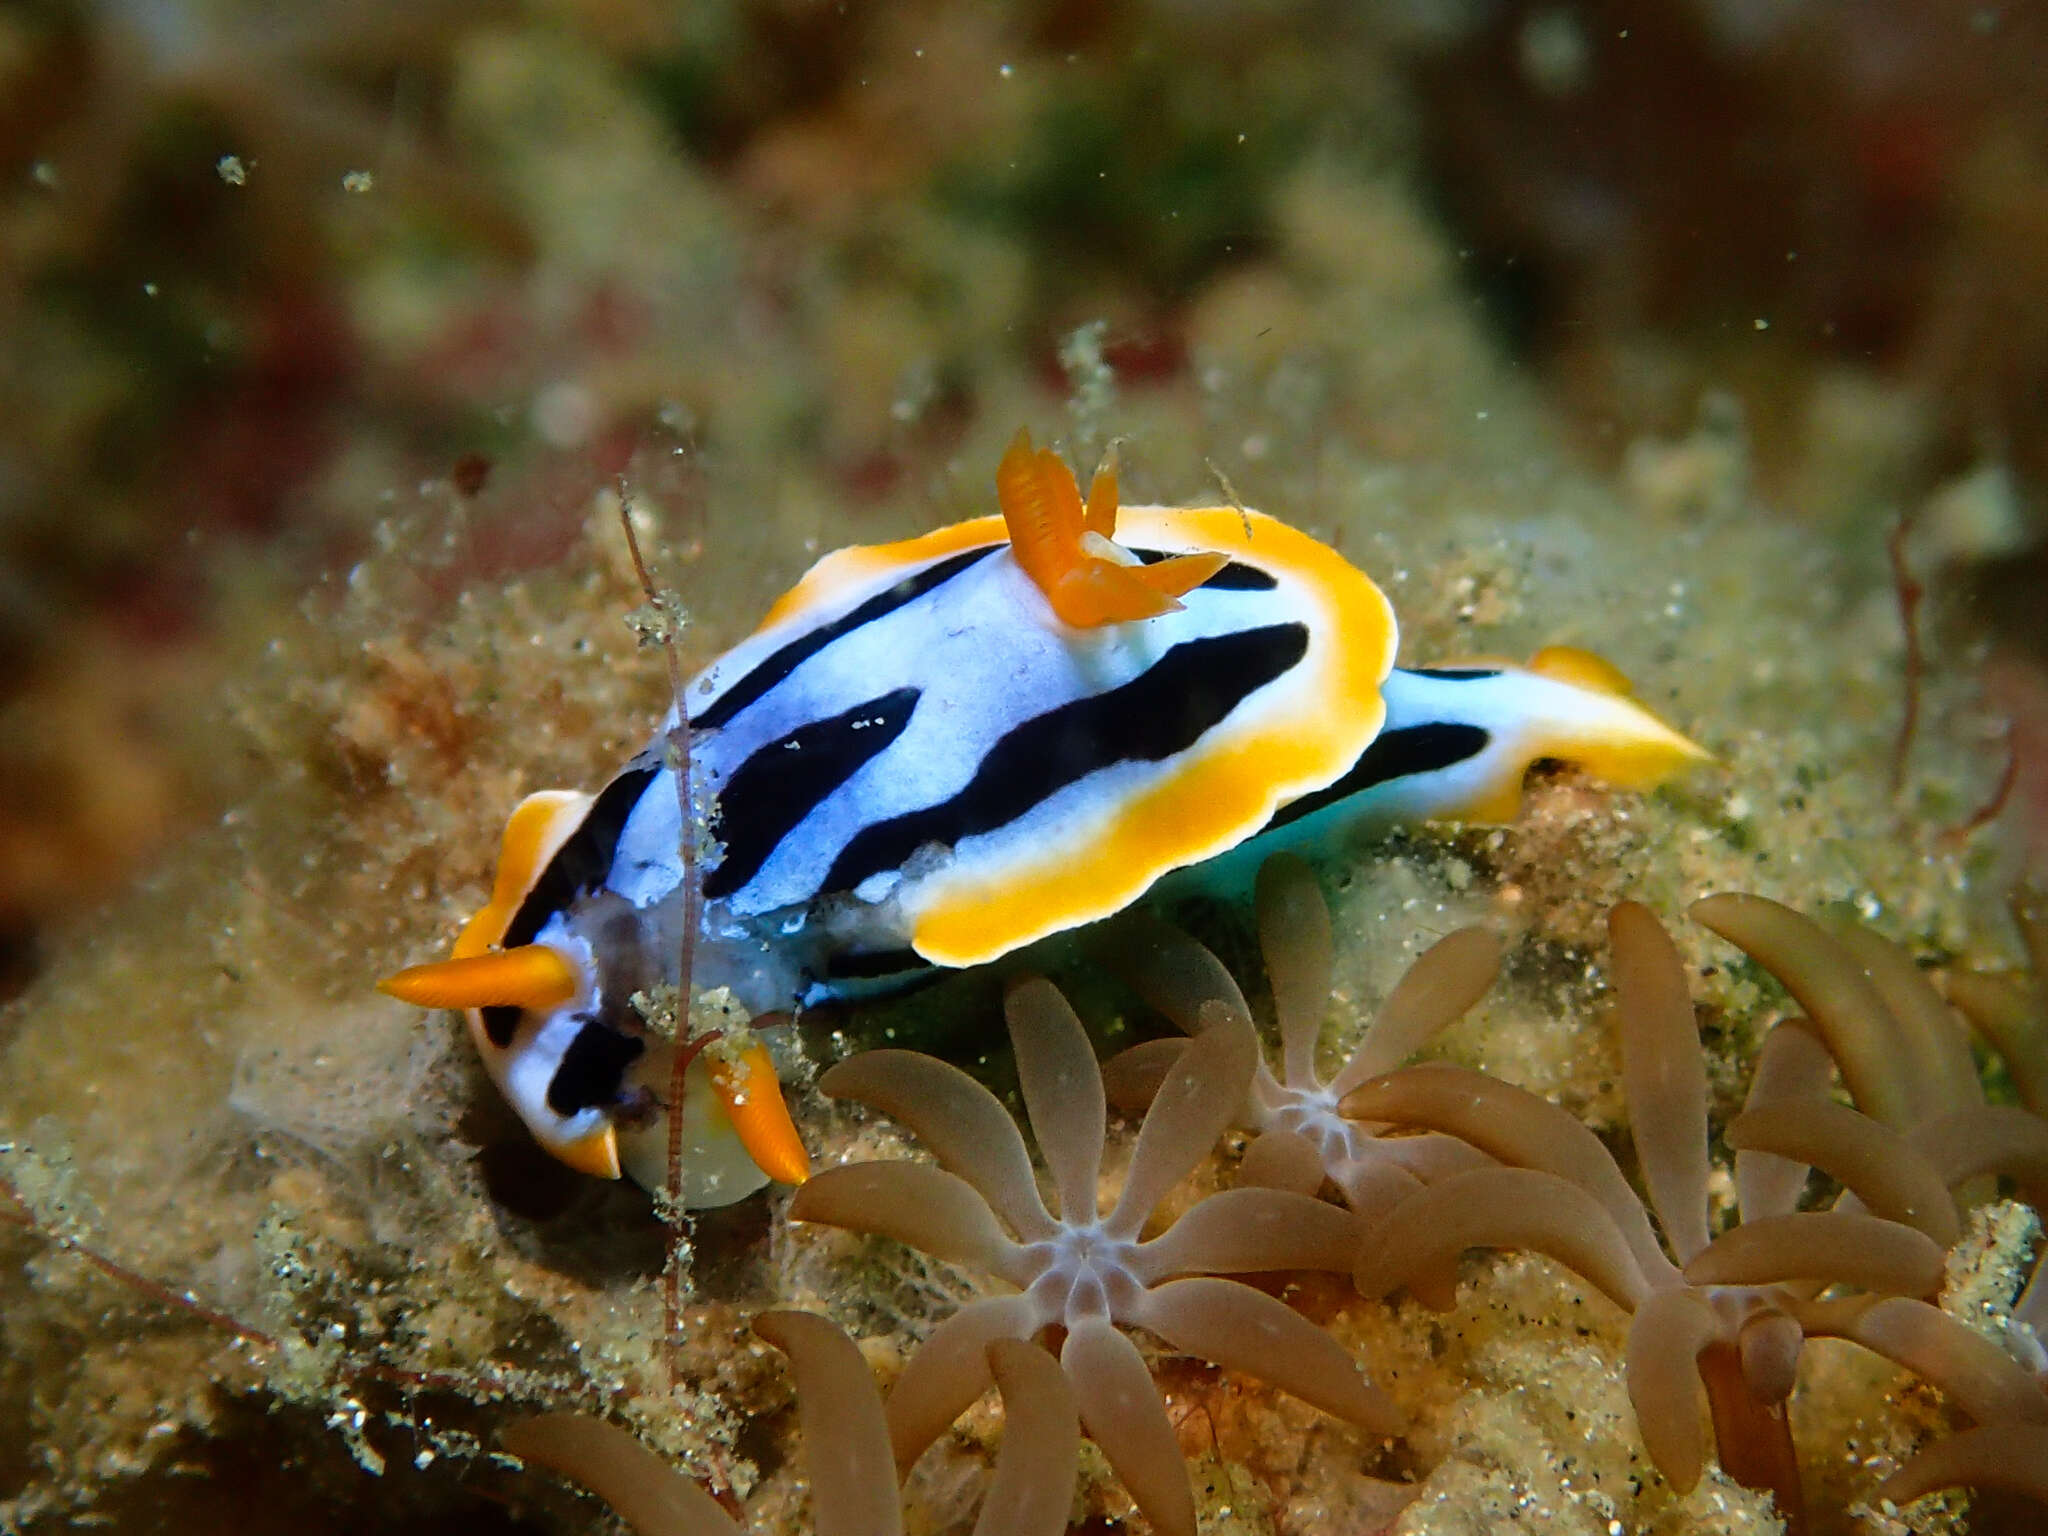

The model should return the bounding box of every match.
[381,430,1710,1203]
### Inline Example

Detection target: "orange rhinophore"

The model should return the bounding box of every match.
[377,945,577,1012]
[708,1041,813,1189]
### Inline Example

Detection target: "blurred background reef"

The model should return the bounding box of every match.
[1,0,2046,1531]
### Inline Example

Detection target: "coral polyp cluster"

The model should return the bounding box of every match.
[505,1311,1080,1536]
[793,974,1386,1536]
[488,867,2048,1536]
[1102,853,1502,1225]
[1352,900,1968,1526]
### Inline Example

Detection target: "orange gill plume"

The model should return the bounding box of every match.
[994,428,1226,627]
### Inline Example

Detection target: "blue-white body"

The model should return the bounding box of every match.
[384,475,1709,1203]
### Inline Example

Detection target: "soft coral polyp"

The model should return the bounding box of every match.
[791,973,1394,1536]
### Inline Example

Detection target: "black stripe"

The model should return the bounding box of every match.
[483,764,661,1048]
[1405,666,1502,681]
[482,1007,521,1050]
[1131,547,1277,591]
[823,946,929,980]
[1200,562,1279,591]
[545,1021,646,1116]
[502,766,661,950]
[1266,722,1490,831]
[694,546,997,731]
[820,623,1310,896]
[704,688,921,901]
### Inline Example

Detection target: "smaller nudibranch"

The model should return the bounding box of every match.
[381,430,1710,1206]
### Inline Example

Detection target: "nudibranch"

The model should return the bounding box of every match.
[381,430,1709,1205]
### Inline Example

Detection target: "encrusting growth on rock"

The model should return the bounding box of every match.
[502,1310,1080,1536]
